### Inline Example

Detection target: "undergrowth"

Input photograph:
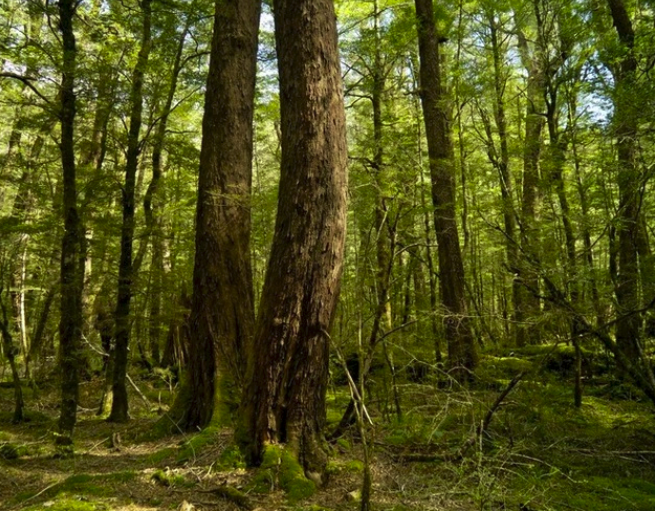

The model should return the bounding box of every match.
[1,349,654,510]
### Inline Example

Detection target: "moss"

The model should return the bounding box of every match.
[538,476,655,511]
[0,442,29,459]
[279,448,317,501]
[14,471,137,504]
[151,469,192,487]
[383,416,440,446]
[24,498,106,511]
[325,461,341,475]
[139,416,178,441]
[147,445,176,464]
[213,373,239,427]
[335,437,351,451]
[176,412,225,462]
[324,459,363,476]
[218,443,246,470]
[345,460,364,473]
[477,355,534,384]
[0,409,50,424]
[250,444,316,502]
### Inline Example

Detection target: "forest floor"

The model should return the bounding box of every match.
[2,346,655,511]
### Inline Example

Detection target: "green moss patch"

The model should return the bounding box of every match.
[537,476,655,511]
[177,423,221,462]
[251,444,317,502]
[13,471,137,505]
[23,498,107,511]
[218,443,246,470]
[150,468,193,488]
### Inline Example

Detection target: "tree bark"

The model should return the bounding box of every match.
[515,14,546,347]
[167,0,260,431]
[57,0,84,446]
[238,0,348,478]
[606,0,641,362]
[414,0,477,372]
[0,290,24,423]
[109,0,152,422]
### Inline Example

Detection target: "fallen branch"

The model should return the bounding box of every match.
[126,373,151,408]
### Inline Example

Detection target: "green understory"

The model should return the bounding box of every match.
[2,354,655,511]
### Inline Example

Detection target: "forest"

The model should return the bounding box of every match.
[1,0,655,509]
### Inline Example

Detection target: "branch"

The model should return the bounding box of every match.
[0,73,53,107]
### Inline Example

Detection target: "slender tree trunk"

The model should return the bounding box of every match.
[0,292,23,423]
[487,13,522,346]
[109,0,152,422]
[515,16,546,346]
[167,0,260,431]
[410,71,442,362]
[607,0,641,362]
[238,0,348,478]
[28,284,56,367]
[4,130,48,380]
[57,0,84,446]
[414,0,477,372]
[132,24,189,366]
[568,93,602,326]
[546,76,583,406]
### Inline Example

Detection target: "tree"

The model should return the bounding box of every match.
[606,0,642,363]
[167,0,260,430]
[57,0,84,446]
[514,2,547,347]
[109,0,152,422]
[414,0,477,372]
[238,0,348,478]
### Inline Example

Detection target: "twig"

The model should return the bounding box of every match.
[126,373,151,408]
[81,335,151,409]
[479,372,525,436]
[82,436,112,455]
[394,372,525,463]
[12,480,61,508]
[0,73,52,106]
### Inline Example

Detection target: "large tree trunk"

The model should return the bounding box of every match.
[238,0,348,478]
[414,0,477,372]
[607,0,641,362]
[57,0,84,446]
[109,0,152,422]
[167,0,260,431]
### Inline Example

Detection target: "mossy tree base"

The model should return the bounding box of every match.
[160,372,237,434]
[250,444,317,502]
